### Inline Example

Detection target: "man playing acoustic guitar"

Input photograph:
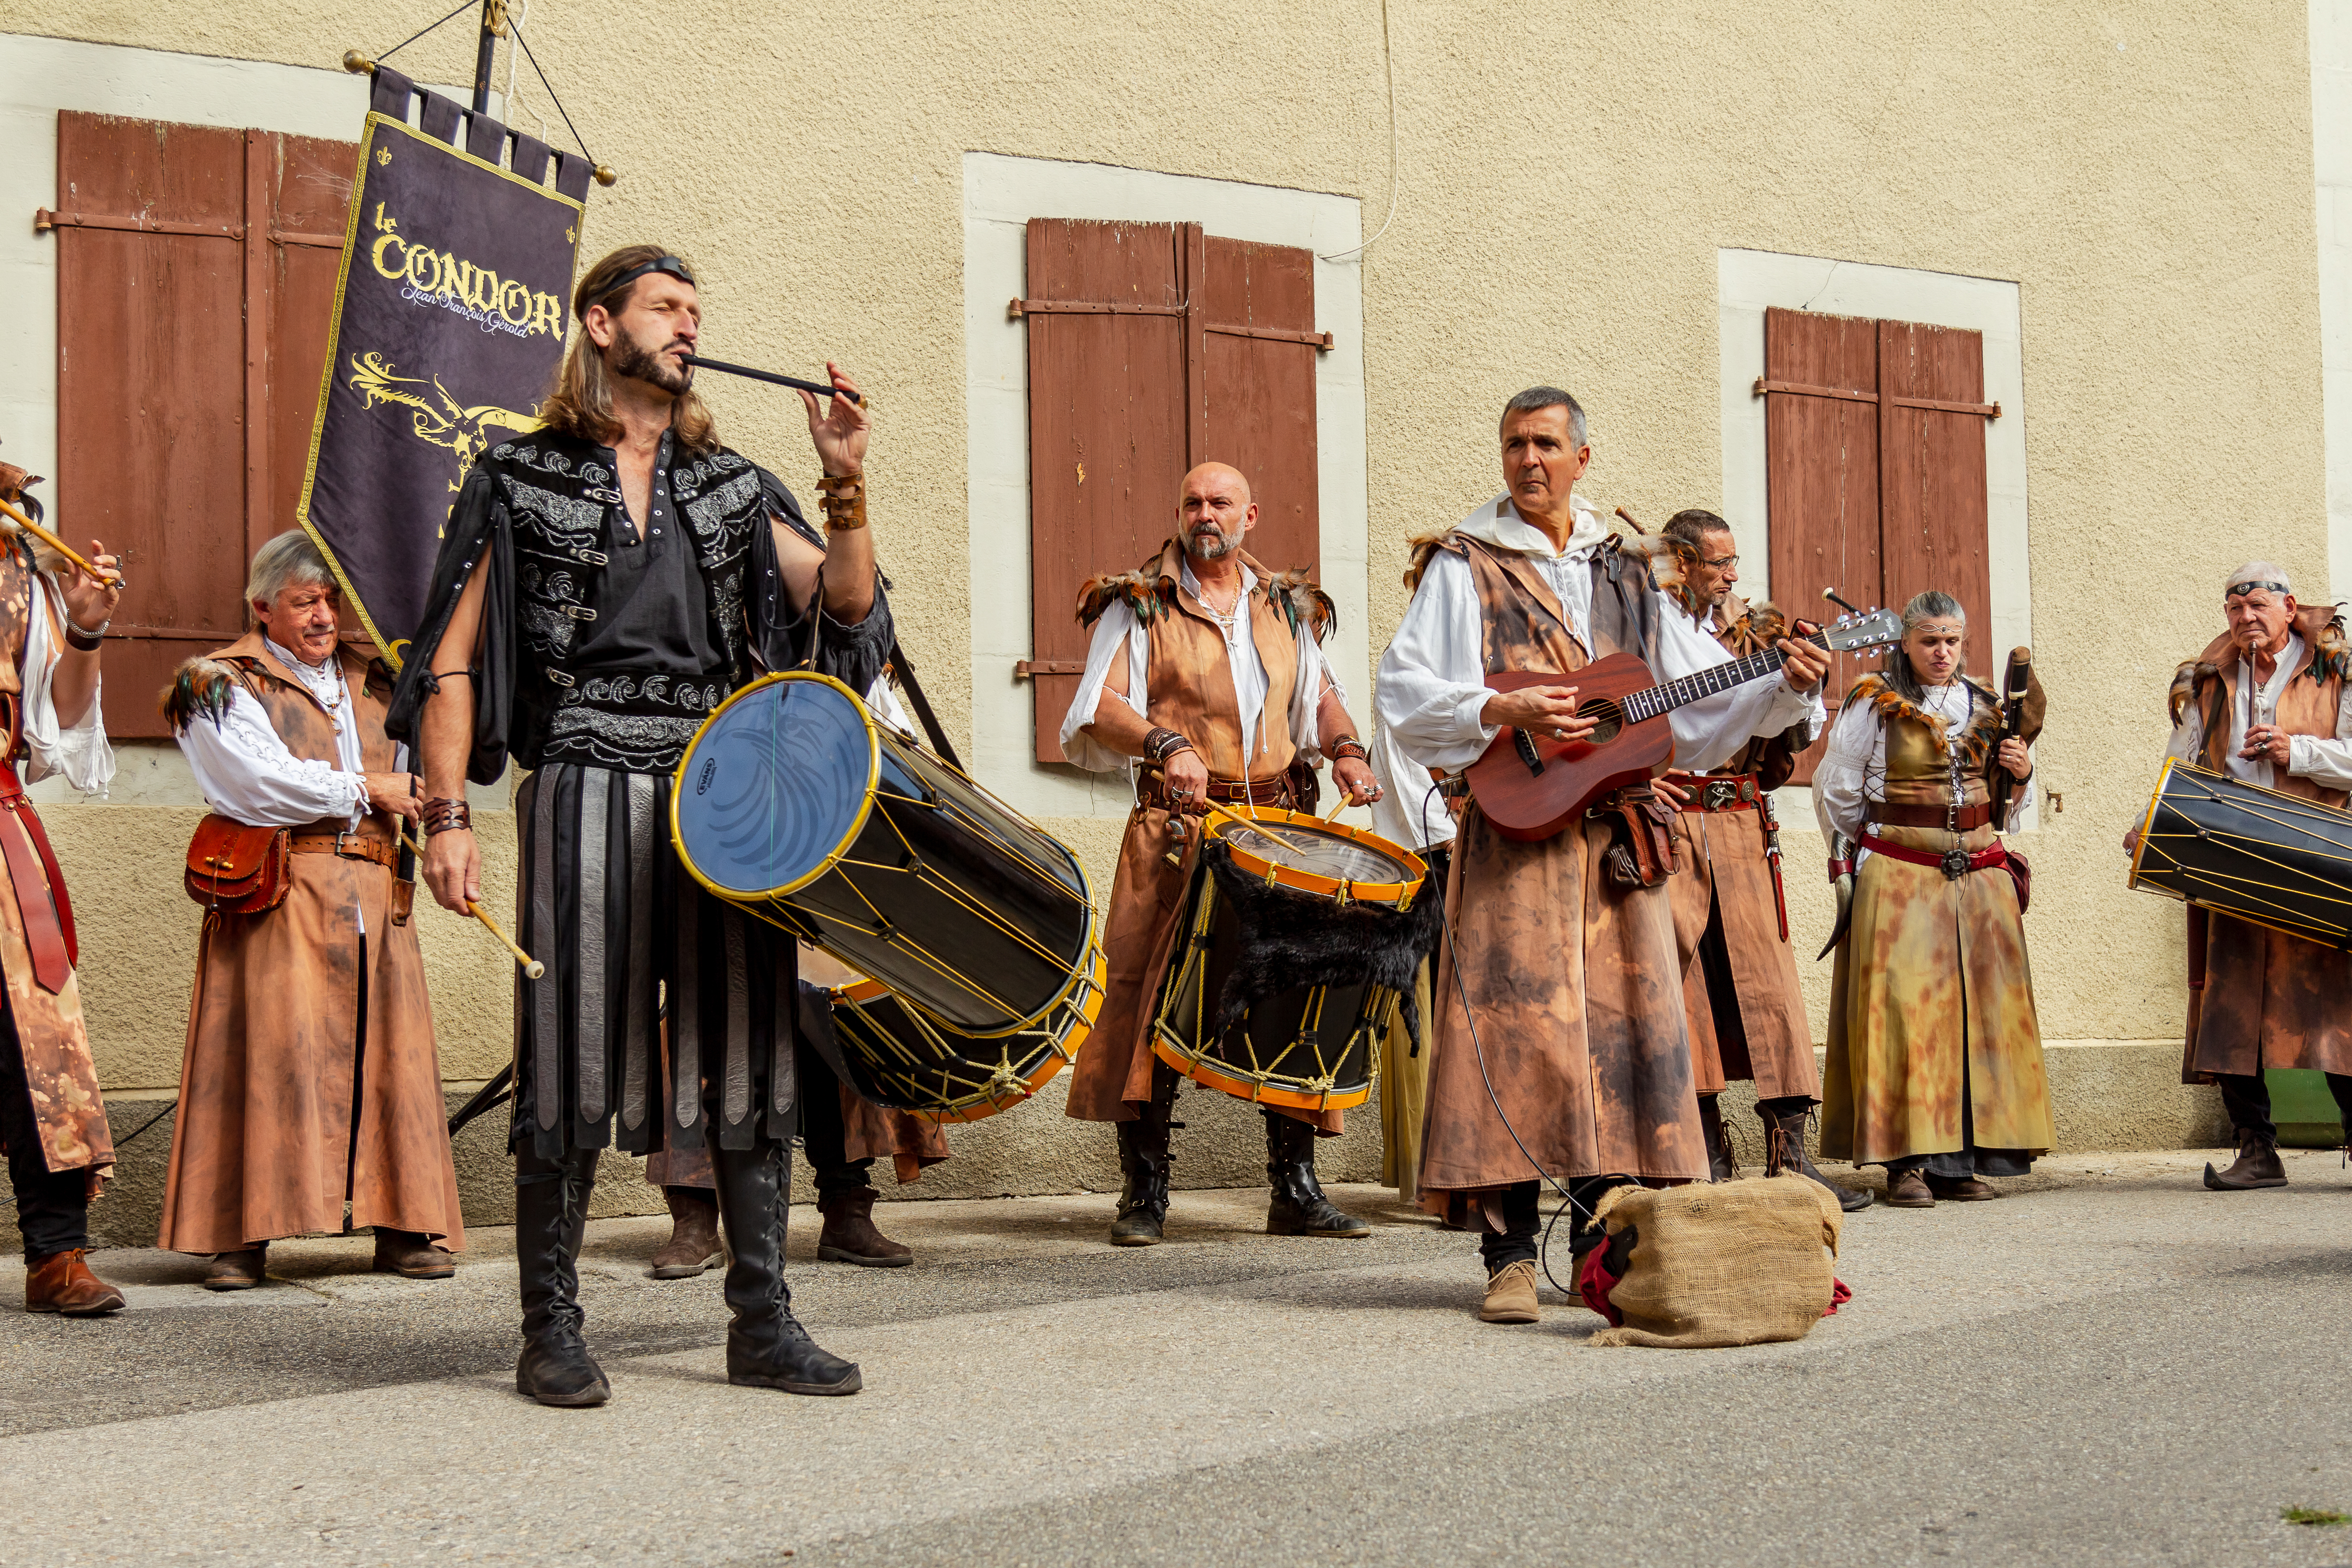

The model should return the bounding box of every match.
[1375,388,1827,1325]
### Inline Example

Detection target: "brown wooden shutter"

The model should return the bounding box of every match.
[1760,306,1997,784]
[1018,220,1324,765]
[51,111,355,738]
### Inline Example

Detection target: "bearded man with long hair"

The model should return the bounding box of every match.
[389,245,888,1406]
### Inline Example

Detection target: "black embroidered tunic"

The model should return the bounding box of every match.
[385,427,891,775]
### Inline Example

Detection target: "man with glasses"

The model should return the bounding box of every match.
[2127,563,2352,1189]
[1646,510,1860,1210]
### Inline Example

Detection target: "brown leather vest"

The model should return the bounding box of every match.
[1131,542,1306,783]
[2190,639,2349,810]
[213,631,400,842]
[1446,535,1590,676]
[0,545,42,759]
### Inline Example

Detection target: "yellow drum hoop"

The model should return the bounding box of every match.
[670,671,881,903]
[675,670,1101,1039]
[1201,807,1427,910]
[829,937,1107,1124]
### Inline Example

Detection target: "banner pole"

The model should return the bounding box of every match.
[471,0,507,115]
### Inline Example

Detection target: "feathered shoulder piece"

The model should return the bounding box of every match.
[1402,527,1466,593]
[1843,671,2002,765]
[1075,563,1171,628]
[2167,658,2215,727]
[1723,598,1788,653]
[1262,566,1336,641]
[159,656,259,736]
[2304,607,2352,685]
[1628,534,1706,617]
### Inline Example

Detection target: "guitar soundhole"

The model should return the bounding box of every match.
[1578,698,1623,746]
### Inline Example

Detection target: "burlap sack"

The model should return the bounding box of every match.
[1586,1175,1843,1348]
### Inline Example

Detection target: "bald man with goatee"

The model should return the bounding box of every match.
[1060,463,1383,1246]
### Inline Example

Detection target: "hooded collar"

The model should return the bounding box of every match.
[1452,491,1610,560]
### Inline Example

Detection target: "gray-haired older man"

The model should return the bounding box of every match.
[157,532,462,1286]
[2128,562,2352,1188]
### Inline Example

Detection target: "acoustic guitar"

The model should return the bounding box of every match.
[1465,607,1905,842]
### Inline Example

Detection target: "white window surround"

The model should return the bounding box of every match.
[0,34,494,808]
[1717,247,2033,832]
[963,152,1368,820]
[2312,0,2352,606]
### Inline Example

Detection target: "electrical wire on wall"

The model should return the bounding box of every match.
[1321,0,1400,263]
[500,0,549,144]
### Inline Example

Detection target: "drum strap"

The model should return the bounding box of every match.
[886,638,963,769]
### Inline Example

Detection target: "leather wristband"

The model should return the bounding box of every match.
[1327,735,1369,762]
[816,472,868,532]
[63,621,104,652]
[421,797,472,836]
[1143,726,1195,765]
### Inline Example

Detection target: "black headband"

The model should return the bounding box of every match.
[2226,580,2291,599]
[598,255,696,300]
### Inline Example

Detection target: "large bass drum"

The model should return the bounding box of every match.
[1151,811,1428,1113]
[2128,759,2352,948]
[673,674,1107,1063]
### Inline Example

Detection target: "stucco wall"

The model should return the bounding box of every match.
[0,5,2327,1191]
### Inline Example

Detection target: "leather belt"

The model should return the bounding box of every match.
[1874,800,1992,831]
[0,758,74,993]
[1858,833,2009,880]
[289,832,399,870]
[1139,770,1296,811]
[1666,772,1762,813]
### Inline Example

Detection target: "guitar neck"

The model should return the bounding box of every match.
[1621,631,1826,725]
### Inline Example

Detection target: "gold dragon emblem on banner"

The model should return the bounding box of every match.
[349,351,542,487]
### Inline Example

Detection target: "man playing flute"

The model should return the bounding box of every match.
[390,245,889,1406]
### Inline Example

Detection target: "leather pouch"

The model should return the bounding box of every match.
[2001,845,2032,917]
[1598,792,1682,890]
[184,814,291,914]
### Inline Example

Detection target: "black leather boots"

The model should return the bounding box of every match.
[514,1144,610,1409]
[1263,1111,1370,1238]
[1110,1114,1173,1245]
[710,1139,861,1396]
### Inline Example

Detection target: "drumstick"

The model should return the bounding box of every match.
[398,830,546,979]
[0,498,122,589]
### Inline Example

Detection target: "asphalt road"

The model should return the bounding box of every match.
[2,1149,2348,1568]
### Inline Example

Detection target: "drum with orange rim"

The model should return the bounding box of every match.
[1151,809,1428,1113]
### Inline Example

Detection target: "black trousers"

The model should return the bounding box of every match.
[797,1036,872,1199]
[1477,1176,1635,1273]
[0,1003,86,1259]
[2218,1071,2352,1141]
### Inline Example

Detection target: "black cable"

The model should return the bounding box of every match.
[507,17,598,164]
[1421,778,1608,1299]
[375,0,478,65]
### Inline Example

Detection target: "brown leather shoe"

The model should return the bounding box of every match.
[2204,1132,2289,1190]
[203,1245,268,1290]
[371,1228,455,1279]
[1884,1169,1935,1208]
[649,1188,723,1279]
[817,1188,913,1268]
[1478,1259,1541,1323]
[1923,1173,1998,1201]
[24,1248,124,1315]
